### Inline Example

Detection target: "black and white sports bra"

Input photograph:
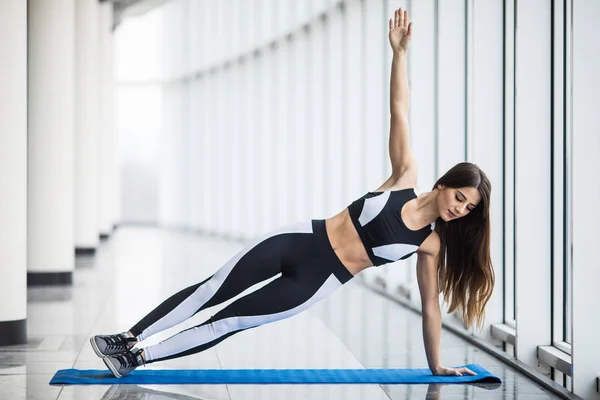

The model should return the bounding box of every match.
[347,188,434,267]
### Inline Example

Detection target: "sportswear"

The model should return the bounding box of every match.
[125,219,353,364]
[347,188,434,266]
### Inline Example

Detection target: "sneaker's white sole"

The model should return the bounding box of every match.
[89,337,106,358]
[102,356,123,378]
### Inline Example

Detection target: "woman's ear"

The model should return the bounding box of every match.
[437,184,444,190]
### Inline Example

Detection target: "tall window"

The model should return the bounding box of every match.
[551,0,572,351]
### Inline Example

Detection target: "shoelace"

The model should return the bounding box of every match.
[104,334,134,351]
[115,349,145,368]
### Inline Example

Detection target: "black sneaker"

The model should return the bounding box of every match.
[103,348,145,378]
[90,333,137,357]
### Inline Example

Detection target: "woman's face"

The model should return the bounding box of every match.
[437,185,482,222]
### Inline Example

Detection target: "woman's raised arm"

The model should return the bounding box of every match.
[388,8,415,179]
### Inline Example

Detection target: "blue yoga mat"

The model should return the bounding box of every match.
[50,363,501,385]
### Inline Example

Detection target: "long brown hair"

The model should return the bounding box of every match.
[432,162,494,329]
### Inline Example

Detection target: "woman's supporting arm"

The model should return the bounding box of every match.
[422,304,443,374]
[416,251,443,373]
[416,248,477,377]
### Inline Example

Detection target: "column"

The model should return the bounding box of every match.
[99,1,116,238]
[27,0,76,285]
[75,0,101,253]
[0,0,27,344]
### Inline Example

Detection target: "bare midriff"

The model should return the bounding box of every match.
[325,208,374,276]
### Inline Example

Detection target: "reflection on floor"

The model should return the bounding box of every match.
[0,226,564,399]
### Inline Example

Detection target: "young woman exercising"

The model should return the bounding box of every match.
[91,8,494,378]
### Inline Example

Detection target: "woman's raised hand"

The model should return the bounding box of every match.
[388,7,413,53]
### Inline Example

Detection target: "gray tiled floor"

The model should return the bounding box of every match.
[0,226,564,399]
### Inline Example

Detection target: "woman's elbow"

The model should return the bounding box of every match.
[421,302,441,318]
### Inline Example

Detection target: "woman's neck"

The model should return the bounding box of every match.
[413,189,440,226]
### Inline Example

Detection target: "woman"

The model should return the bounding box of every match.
[91,8,494,379]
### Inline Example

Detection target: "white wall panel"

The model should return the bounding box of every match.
[184,82,196,230]
[257,0,271,47]
[162,0,185,80]
[216,70,229,234]
[294,0,310,27]
[308,20,327,220]
[206,74,218,233]
[290,31,310,222]
[230,0,240,57]
[363,0,387,192]
[180,0,191,76]
[178,84,189,228]
[237,60,251,238]
[571,1,600,398]
[188,0,200,72]
[514,0,552,370]
[437,0,467,175]
[224,68,234,236]
[470,0,505,337]
[230,66,242,237]
[177,84,188,227]
[160,4,170,79]
[254,53,267,234]
[215,0,225,65]
[191,79,203,230]
[200,0,211,70]
[223,66,233,235]
[198,78,211,231]
[179,84,188,227]
[275,0,292,38]
[247,59,261,238]
[287,38,299,223]
[159,86,172,225]
[237,0,249,54]
[260,51,276,233]
[274,44,290,227]
[325,6,344,216]
[407,0,436,191]
[343,0,365,203]
[248,58,259,239]
[311,0,329,19]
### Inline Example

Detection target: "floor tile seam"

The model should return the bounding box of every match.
[0,368,80,375]
[214,345,233,400]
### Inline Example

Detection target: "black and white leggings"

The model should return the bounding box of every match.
[128,219,355,363]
